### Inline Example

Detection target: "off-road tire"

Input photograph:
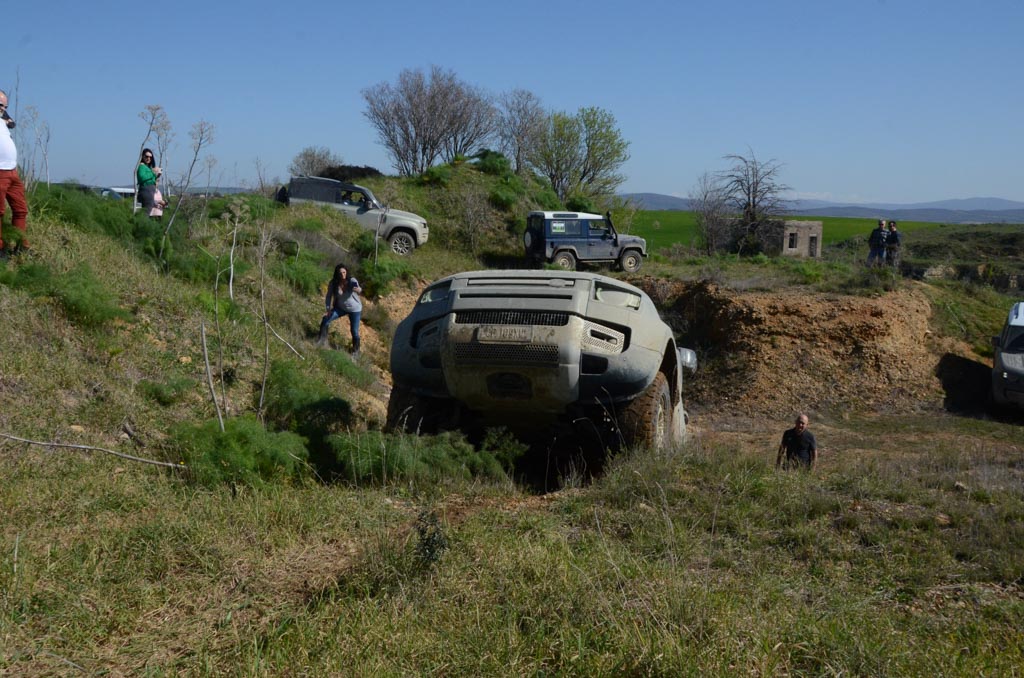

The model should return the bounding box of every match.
[553,251,576,270]
[619,249,642,273]
[620,372,671,450]
[388,230,416,256]
[386,384,431,433]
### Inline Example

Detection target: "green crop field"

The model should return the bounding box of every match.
[627,210,935,252]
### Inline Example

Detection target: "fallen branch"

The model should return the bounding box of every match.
[0,432,184,469]
[243,303,305,360]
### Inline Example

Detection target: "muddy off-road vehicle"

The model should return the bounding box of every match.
[524,210,647,273]
[386,270,697,449]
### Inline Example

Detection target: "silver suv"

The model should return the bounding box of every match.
[279,176,428,255]
[991,301,1024,408]
[386,270,697,450]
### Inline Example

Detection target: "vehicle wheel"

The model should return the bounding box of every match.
[386,384,431,433]
[619,249,642,273]
[388,230,416,256]
[620,372,672,450]
[553,251,576,270]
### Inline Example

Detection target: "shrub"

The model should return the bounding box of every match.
[195,291,246,322]
[0,262,131,328]
[263,360,353,476]
[358,257,413,297]
[327,430,507,485]
[531,185,562,210]
[139,376,196,406]
[421,164,453,187]
[473,149,513,176]
[489,175,526,211]
[565,194,595,213]
[291,217,326,232]
[319,348,375,388]
[273,250,330,296]
[171,415,309,486]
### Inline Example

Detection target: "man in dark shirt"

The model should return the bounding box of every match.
[867,219,887,267]
[885,221,902,268]
[776,414,817,469]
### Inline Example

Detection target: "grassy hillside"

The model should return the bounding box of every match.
[2,172,1023,674]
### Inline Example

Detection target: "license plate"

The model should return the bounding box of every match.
[478,325,532,342]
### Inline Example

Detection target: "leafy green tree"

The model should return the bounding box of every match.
[529,106,629,204]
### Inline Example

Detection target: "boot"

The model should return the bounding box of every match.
[351,336,361,358]
[316,318,330,348]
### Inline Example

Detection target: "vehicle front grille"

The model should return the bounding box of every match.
[453,342,559,366]
[455,310,569,326]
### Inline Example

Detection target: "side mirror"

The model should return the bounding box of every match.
[678,348,698,372]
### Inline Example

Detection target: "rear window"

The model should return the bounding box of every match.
[548,219,581,236]
[290,179,340,203]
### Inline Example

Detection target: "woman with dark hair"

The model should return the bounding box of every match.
[136,148,164,219]
[317,263,363,355]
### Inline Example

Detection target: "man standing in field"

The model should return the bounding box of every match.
[0,89,29,259]
[886,221,902,268]
[776,413,817,470]
[867,219,887,267]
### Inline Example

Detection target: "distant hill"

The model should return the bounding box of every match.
[622,192,1024,224]
[621,193,692,211]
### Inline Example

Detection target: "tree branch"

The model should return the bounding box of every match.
[0,432,184,469]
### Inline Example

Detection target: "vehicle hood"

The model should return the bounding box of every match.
[384,207,426,224]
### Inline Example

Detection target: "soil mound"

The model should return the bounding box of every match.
[640,279,967,419]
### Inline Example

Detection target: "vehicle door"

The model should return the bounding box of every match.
[547,217,584,259]
[333,189,370,230]
[585,218,616,261]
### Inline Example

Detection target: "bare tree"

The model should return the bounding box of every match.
[441,82,496,162]
[159,120,215,261]
[690,171,732,254]
[497,89,545,174]
[287,145,342,177]
[718,150,789,253]
[362,65,496,175]
[529,106,630,204]
[11,105,48,193]
[136,105,172,212]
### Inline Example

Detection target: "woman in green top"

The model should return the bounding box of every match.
[136,148,162,219]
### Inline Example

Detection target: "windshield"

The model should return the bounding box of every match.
[1004,327,1024,352]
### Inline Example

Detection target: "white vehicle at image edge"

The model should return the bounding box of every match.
[277,176,428,255]
[386,270,697,450]
[991,301,1024,408]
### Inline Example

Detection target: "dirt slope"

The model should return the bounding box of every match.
[646,279,977,419]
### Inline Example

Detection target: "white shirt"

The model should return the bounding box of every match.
[0,123,16,170]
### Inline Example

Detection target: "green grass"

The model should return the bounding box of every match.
[2,414,1022,674]
[628,210,939,253]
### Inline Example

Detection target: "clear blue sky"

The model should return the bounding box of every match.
[7,0,1023,204]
